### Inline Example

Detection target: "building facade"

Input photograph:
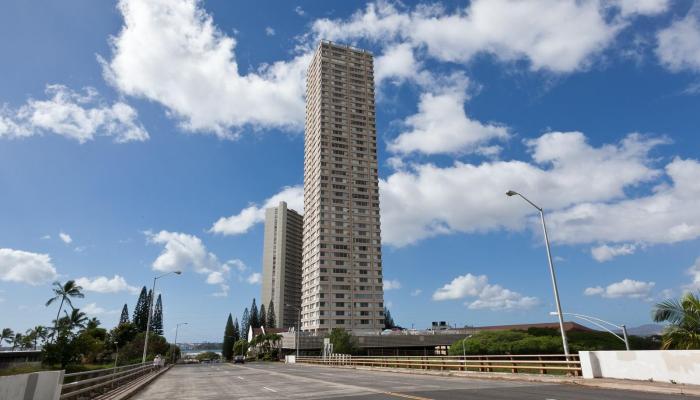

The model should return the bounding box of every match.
[301,41,384,333]
[261,201,303,330]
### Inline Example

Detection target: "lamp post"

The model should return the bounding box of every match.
[550,312,630,350]
[506,190,570,358]
[142,271,181,363]
[172,322,188,364]
[285,303,301,358]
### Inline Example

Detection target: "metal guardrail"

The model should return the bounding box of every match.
[297,354,582,376]
[60,362,159,399]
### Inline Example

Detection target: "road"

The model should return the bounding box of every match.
[131,362,694,400]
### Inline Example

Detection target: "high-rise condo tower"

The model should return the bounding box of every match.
[301,41,384,333]
[261,201,303,330]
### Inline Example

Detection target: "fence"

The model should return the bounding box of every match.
[60,362,159,399]
[296,354,581,376]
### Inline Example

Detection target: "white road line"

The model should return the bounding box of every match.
[263,386,277,392]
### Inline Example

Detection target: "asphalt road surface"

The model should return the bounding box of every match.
[130,362,695,400]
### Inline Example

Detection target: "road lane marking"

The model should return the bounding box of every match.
[384,392,433,400]
[263,386,277,392]
[230,364,434,399]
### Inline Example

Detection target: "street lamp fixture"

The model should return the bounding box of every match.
[173,322,188,364]
[550,311,630,350]
[142,270,182,363]
[506,190,570,358]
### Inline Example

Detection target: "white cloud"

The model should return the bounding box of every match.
[313,0,625,73]
[374,42,420,84]
[383,279,402,290]
[227,259,248,272]
[546,158,700,246]
[210,185,303,235]
[246,272,262,285]
[686,257,700,291]
[388,73,508,155]
[584,279,655,299]
[294,6,305,16]
[590,243,638,262]
[381,132,663,246]
[584,286,605,296]
[59,231,73,244]
[0,248,58,285]
[102,0,310,137]
[612,0,670,17]
[656,5,700,72]
[41,235,51,240]
[75,275,139,294]
[146,230,230,294]
[432,273,538,310]
[265,26,276,36]
[0,85,148,143]
[82,302,119,315]
[410,289,422,296]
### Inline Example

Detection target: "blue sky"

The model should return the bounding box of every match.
[2,0,700,342]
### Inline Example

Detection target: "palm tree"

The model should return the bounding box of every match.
[65,308,89,331]
[652,291,700,350]
[46,280,84,335]
[11,332,23,351]
[30,326,47,349]
[1,328,13,348]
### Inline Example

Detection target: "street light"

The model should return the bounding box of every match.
[506,190,570,358]
[142,271,182,363]
[172,322,188,364]
[550,311,630,350]
[285,303,302,358]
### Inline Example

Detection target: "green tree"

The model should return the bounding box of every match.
[260,304,267,328]
[109,322,138,349]
[151,294,163,335]
[233,318,240,342]
[64,308,88,332]
[11,332,24,350]
[653,291,700,349]
[328,328,357,355]
[249,299,259,328]
[45,280,84,338]
[233,339,249,356]
[28,326,47,349]
[241,308,250,341]
[222,314,235,361]
[119,304,130,325]
[132,286,148,332]
[267,301,276,329]
[1,328,14,347]
[384,307,395,329]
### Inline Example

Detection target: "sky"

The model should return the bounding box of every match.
[2,0,700,343]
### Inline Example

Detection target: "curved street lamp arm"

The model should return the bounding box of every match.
[559,313,626,344]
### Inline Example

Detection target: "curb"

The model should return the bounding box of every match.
[103,365,172,400]
[297,363,700,397]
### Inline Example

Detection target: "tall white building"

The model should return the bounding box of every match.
[261,201,303,329]
[301,41,384,333]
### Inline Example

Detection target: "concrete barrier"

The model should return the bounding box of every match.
[0,370,63,400]
[579,350,700,385]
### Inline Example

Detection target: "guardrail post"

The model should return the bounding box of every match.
[538,356,546,374]
[510,356,517,373]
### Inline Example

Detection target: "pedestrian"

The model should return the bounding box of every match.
[153,354,162,369]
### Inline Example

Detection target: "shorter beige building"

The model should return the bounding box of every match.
[262,202,303,329]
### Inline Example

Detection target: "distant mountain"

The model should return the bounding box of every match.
[621,324,664,337]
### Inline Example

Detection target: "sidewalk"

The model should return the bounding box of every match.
[300,363,700,397]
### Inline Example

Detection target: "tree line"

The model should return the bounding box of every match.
[1,280,176,372]
[221,298,278,361]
